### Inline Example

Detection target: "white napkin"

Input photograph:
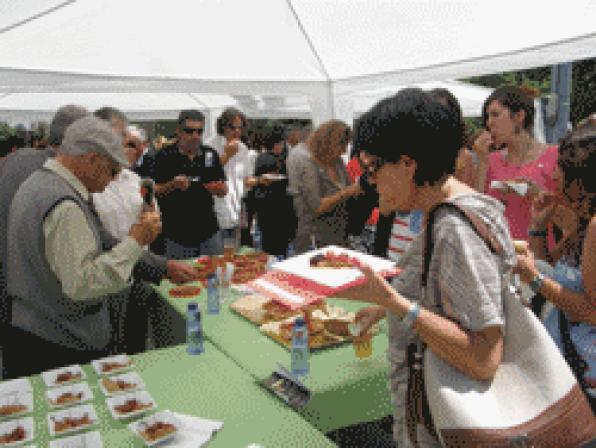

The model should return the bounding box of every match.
[169,411,224,448]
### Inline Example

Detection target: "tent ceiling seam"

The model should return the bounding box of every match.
[285,0,332,83]
[187,93,209,109]
[0,0,77,36]
[334,31,596,85]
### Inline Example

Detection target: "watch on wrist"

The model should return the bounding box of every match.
[528,272,545,294]
[528,228,547,237]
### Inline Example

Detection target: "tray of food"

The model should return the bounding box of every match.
[41,365,86,388]
[47,404,98,438]
[0,391,32,421]
[128,411,180,447]
[49,430,102,448]
[91,354,134,376]
[106,390,156,420]
[194,252,269,285]
[98,372,145,397]
[0,416,33,446]
[271,245,398,290]
[46,383,93,409]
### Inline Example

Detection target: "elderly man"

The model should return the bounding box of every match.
[5,116,162,377]
[154,110,227,259]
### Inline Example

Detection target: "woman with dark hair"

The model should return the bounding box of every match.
[516,116,596,411]
[250,125,296,256]
[300,120,361,247]
[476,86,559,240]
[342,88,517,445]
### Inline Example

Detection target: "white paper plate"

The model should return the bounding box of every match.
[46,382,93,410]
[47,404,98,438]
[41,365,86,389]
[0,416,34,446]
[0,379,32,397]
[0,391,33,421]
[106,390,156,420]
[98,372,145,397]
[271,245,397,289]
[48,430,102,448]
[261,173,287,181]
[91,354,133,377]
[128,410,180,447]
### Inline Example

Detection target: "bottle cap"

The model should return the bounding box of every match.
[187,302,198,311]
[294,316,305,326]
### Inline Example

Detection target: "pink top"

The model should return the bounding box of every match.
[485,145,558,240]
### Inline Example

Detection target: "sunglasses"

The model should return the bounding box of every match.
[125,141,138,149]
[183,127,204,135]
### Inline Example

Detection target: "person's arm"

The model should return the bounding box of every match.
[44,201,145,300]
[517,217,596,324]
[473,131,494,193]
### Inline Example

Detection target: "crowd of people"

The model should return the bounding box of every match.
[0,85,594,446]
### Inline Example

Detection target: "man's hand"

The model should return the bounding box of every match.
[530,191,557,229]
[172,175,191,191]
[166,260,201,284]
[204,181,227,197]
[129,211,162,246]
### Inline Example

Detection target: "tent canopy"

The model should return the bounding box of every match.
[0,0,594,122]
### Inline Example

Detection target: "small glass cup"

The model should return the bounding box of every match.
[223,236,236,261]
[352,332,373,359]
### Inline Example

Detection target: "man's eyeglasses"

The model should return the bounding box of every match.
[183,127,204,135]
[227,125,244,131]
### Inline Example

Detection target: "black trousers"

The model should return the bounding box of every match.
[3,326,109,379]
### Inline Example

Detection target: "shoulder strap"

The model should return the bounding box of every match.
[421,202,504,288]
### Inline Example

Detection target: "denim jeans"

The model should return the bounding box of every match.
[164,231,223,260]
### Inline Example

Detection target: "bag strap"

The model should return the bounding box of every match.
[407,201,505,447]
[422,201,503,288]
[558,310,591,395]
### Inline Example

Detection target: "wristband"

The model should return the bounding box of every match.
[528,228,547,237]
[529,272,545,294]
[402,302,421,331]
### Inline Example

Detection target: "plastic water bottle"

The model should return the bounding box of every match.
[186,302,204,355]
[286,243,296,259]
[291,316,309,377]
[207,272,220,314]
[253,224,262,252]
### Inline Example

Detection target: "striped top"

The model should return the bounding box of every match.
[387,210,423,263]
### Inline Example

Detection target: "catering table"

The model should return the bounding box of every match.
[157,277,393,433]
[22,344,336,447]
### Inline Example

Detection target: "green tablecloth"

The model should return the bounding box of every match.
[22,344,335,447]
[157,278,393,433]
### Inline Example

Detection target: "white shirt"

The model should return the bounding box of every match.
[207,135,256,229]
[92,168,145,241]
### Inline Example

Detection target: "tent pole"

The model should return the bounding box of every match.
[546,63,572,143]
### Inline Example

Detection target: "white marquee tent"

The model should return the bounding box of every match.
[0,80,493,131]
[0,0,595,124]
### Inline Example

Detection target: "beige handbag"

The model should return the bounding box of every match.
[408,202,596,448]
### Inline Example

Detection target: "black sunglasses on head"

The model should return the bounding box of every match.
[183,127,204,135]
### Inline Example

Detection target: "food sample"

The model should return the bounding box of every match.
[52,413,92,433]
[114,399,152,415]
[512,240,528,254]
[50,392,83,406]
[55,371,82,385]
[101,360,132,373]
[0,403,27,417]
[195,253,269,285]
[169,285,202,298]
[0,425,25,443]
[140,421,177,442]
[101,378,136,394]
[309,252,359,269]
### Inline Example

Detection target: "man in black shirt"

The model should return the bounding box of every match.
[154,110,227,259]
